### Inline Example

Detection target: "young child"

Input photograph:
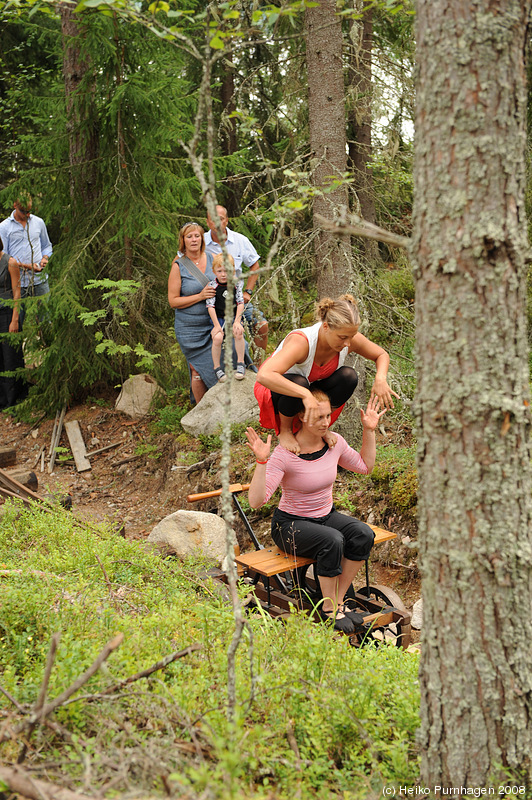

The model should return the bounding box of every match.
[206,253,246,382]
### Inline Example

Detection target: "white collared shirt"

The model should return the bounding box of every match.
[204,227,259,278]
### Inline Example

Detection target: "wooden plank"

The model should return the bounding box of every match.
[236,547,315,577]
[369,524,397,544]
[64,421,91,473]
[0,447,16,468]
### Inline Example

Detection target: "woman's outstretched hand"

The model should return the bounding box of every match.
[245,427,271,463]
[360,396,387,431]
[370,377,399,410]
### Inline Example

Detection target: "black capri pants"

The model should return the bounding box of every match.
[272,506,374,578]
[271,366,358,418]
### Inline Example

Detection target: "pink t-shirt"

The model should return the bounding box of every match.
[263,434,369,518]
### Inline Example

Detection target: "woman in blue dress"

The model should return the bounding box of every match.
[168,223,217,404]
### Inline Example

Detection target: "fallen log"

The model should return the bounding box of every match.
[0,446,16,468]
[5,469,38,493]
[0,467,46,505]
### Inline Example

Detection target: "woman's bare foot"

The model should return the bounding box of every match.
[279,430,300,454]
[323,430,338,448]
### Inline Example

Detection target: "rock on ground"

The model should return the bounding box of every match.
[147,509,228,564]
[411,598,423,630]
[180,373,259,436]
[115,374,165,418]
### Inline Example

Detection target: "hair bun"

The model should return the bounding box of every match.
[315,294,360,328]
[316,297,335,320]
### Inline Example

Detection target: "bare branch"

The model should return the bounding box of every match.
[98,643,202,696]
[30,633,124,725]
[17,633,61,764]
[0,765,98,800]
[315,211,410,249]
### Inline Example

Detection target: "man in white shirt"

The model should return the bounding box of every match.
[0,196,52,300]
[204,205,268,362]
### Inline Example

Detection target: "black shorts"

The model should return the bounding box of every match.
[271,506,374,577]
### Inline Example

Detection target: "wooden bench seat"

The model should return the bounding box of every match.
[235,524,396,579]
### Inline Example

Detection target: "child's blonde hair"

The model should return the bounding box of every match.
[315,294,360,329]
[212,253,235,271]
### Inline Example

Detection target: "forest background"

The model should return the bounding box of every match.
[0,0,415,416]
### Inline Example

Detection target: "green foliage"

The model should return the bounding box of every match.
[134,441,161,459]
[198,432,222,452]
[0,501,421,796]
[370,443,417,512]
[150,398,190,434]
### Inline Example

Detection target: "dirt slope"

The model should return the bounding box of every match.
[0,402,421,610]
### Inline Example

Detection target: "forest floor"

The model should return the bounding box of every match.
[0,400,421,613]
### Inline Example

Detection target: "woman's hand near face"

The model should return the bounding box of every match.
[360,396,387,431]
[301,392,321,425]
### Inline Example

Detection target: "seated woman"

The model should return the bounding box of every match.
[246,388,386,634]
[254,294,398,453]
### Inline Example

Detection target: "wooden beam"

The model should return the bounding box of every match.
[5,469,38,493]
[48,405,67,473]
[64,421,91,473]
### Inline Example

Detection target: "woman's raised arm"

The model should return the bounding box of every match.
[349,332,399,409]
[246,427,272,508]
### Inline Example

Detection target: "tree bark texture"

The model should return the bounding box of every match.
[61,6,100,206]
[219,55,241,217]
[347,8,377,233]
[305,0,352,296]
[413,0,532,789]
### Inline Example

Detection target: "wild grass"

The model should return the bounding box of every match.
[0,501,420,798]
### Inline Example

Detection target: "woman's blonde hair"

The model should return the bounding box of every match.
[315,294,360,329]
[178,222,205,255]
[309,388,330,405]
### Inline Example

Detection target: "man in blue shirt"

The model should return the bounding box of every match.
[0,196,52,302]
[205,205,268,363]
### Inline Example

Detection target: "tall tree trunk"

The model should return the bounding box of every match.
[305,0,352,296]
[113,19,132,279]
[413,0,532,788]
[220,54,240,217]
[60,6,99,206]
[347,5,377,254]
